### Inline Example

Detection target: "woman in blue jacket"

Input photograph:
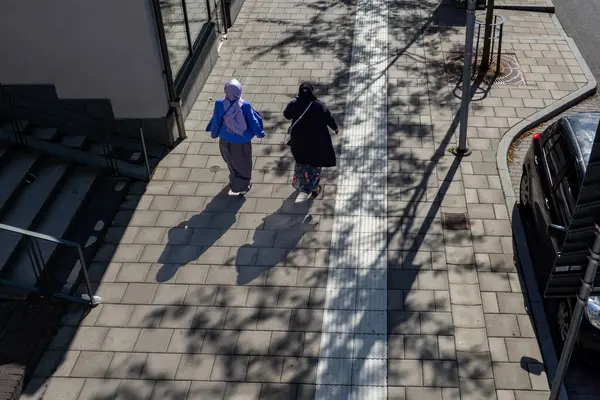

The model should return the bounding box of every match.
[207,79,264,195]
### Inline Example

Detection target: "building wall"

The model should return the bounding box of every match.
[0,0,169,119]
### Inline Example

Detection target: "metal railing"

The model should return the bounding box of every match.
[0,223,100,307]
[2,89,28,146]
[0,88,153,181]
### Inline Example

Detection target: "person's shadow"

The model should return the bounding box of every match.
[156,187,246,282]
[235,191,319,285]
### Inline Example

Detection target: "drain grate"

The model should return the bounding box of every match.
[442,212,470,230]
[209,166,221,172]
[445,52,526,86]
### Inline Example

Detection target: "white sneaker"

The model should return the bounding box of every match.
[229,183,252,196]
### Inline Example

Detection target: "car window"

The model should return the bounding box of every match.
[554,172,578,227]
[546,135,570,179]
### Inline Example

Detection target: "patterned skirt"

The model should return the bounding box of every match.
[292,163,322,194]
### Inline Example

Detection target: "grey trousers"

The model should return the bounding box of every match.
[219,138,252,192]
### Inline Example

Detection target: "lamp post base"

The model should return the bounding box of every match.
[450,147,472,157]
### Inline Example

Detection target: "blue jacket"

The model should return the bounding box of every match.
[206,99,264,143]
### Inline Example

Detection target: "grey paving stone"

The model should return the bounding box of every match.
[493,362,532,390]
[69,327,108,351]
[223,382,262,399]
[245,355,285,383]
[452,305,485,328]
[456,352,493,379]
[406,387,443,400]
[184,285,219,306]
[489,337,509,362]
[405,335,439,359]
[128,305,165,328]
[121,283,158,304]
[404,290,435,311]
[134,328,174,352]
[478,272,512,292]
[70,351,114,378]
[150,380,192,400]
[115,262,153,281]
[101,327,141,352]
[513,391,550,400]
[459,378,497,400]
[153,284,189,305]
[201,329,238,355]
[175,354,216,380]
[187,381,227,399]
[235,330,272,355]
[455,328,489,352]
[388,359,424,386]
[420,312,454,335]
[167,328,205,353]
[114,379,156,400]
[159,305,199,329]
[504,338,543,362]
[449,284,481,305]
[41,378,85,400]
[497,293,528,314]
[388,334,405,359]
[95,304,134,327]
[143,353,182,380]
[224,307,259,330]
[423,360,459,387]
[448,265,479,284]
[418,270,449,290]
[77,378,121,400]
[489,254,517,273]
[485,315,521,337]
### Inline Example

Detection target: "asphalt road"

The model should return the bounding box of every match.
[553,0,600,82]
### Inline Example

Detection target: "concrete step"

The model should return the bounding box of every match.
[0,129,149,180]
[0,151,39,217]
[30,127,59,141]
[7,167,98,288]
[1,120,30,134]
[0,145,10,166]
[59,134,87,149]
[0,160,69,273]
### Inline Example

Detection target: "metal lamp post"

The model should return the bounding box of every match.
[452,0,476,157]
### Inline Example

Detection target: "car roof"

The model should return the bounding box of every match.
[562,112,600,168]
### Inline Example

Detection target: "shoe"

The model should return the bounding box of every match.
[311,185,322,197]
[228,183,252,196]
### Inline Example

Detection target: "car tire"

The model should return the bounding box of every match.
[549,298,581,354]
[519,170,530,209]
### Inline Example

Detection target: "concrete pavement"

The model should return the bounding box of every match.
[21,0,595,399]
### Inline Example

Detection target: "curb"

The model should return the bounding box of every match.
[496,36,597,400]
[494,3,555,13]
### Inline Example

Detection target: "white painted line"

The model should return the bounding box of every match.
[315,0,388,394]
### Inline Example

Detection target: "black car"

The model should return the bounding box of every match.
[519,112,600,357]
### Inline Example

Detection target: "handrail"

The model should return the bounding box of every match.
[1,88,153,181]
[0,222,100,307]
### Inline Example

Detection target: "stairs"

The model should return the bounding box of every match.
[0,126,135,300]
[0,85,168,299]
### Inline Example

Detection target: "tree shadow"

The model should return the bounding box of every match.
[156,187,245,282]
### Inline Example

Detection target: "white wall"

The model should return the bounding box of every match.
[0,0,169,119]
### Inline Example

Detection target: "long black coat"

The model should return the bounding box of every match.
[283,98,338,168]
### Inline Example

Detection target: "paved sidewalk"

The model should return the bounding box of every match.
[21,0,594,399]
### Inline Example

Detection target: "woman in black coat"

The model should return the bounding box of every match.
[283,82,339,196]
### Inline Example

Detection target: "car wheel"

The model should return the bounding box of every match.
[557,299,571,343]
[554,299,582,351]
[519,170,530,208]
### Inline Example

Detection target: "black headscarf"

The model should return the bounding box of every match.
[297,82,316,104]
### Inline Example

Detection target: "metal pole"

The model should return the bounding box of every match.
[549,224,600,400]
[453,0,476,157]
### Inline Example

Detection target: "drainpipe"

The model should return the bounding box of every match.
[150,0,187,142]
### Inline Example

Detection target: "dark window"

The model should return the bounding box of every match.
[546,135,570,179]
